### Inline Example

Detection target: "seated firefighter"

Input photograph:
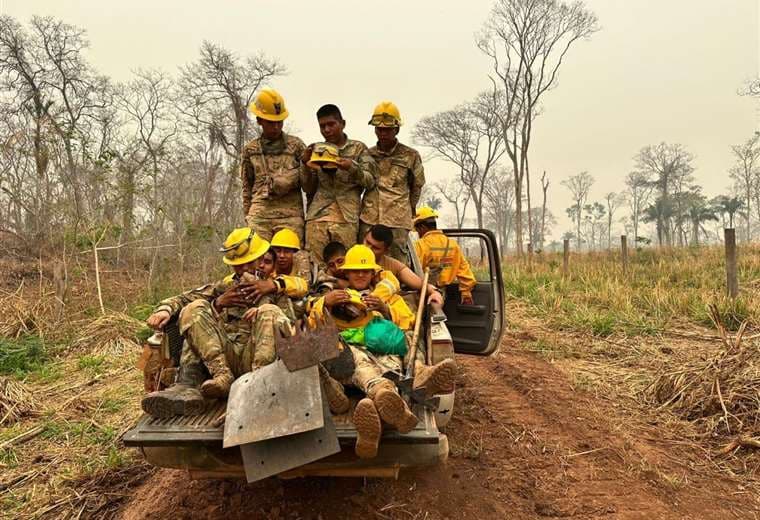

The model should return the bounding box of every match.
[141,228,292,418]
[309,244,417,458]
[309,244,456,459]
[362,223,443,306]
[413,206,476,305]
[314,239,455,395]
[239,227,313,320]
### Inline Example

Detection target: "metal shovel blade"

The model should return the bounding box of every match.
[240,392,340,483]
[275,316,340,372]
[223,360,324,448]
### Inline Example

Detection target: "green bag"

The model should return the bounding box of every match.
[364,318,408,356]
[339,327,365,345]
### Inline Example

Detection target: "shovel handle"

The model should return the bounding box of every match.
[406,269,430,378]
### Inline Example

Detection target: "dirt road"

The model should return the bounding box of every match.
[118,332,758,519]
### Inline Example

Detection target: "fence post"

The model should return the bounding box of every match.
[621,235,628,275]
[562,239,569,278]
[724,228,738,298]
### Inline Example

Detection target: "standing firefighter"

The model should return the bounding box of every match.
[413,207,476,305]
[360,101,425,261]
[242,89,307,241]
[300,104,377,264]
[140,228,292,418]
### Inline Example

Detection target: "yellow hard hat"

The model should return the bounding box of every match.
[413,206,439,225]
[270,228,300,250]
[368,101,403,127]
[344,289,367,311]
[331,288,370,329]
[307,142,340,170]
[341,244,381,272]
[249,88,289,122]
[219,228,270,266]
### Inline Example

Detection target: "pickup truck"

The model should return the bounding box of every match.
[123,229,504,479]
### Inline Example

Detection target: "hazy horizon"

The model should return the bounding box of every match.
[2,0,757,243]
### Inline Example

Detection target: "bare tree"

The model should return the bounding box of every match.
[634,142,695,246]
[540,171,549,250]
[729,133,760,241]
[624,171,652,246]
[177,41,284,223]
[30,16,110,230]
[477,0,599,255]
[483,168,515,252]
[118,69,178,238]
[561,171,594,250]
[434,179,471,228]
[414,92,505,229]
[603,192,625,249]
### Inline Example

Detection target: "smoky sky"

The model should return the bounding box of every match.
[2,0,757,240]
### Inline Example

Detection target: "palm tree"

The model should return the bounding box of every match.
[711,195,745,229]
[686,196,717,245]
[642,198,676,247]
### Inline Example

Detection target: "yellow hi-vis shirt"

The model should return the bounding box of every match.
[414,230,476,299]
[307,270,415,331]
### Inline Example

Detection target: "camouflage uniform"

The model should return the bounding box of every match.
[360,141,425,261]
[155,276,292,378]
[301,136,377,264]
[241,133,307,242]
[273,250,315,320]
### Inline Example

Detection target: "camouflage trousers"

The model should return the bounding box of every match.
[178,300,292,378]
[336,345,402,395]
[246,215,304,243]
[358,222,409,262]
[305,221,358,265]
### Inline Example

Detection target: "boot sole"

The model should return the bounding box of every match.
[374,389,418,434]
[141,393,205,418]
[324,382,350,414]
[353,398,381,459]
[415,359,457,396]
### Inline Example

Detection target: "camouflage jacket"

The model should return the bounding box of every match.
[241,133,307,220]
[301,135,377,224]
[360,141,425,230]
[154,274,294,330]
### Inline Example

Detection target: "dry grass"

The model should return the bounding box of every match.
[648,306,760,438]
[506,244,760,335]
[0,378,38,426]
[0,258,158,519]
[72,312,145,356]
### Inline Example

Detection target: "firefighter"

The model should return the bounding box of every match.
[308,245,418,458]
[413,207,476,305]
[360,101,425,261]
[140,228,292,418]
[241,89,307,242]
[300,104,377,264]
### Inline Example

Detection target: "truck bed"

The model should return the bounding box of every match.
[123,396,440,447]
[123,396,445,479]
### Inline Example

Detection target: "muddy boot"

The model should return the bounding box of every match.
[141,363,206,418]
[413,359,456,397]
[319,365,350,415]
[353,397,382,459]
[369,380,419,434]
[199,353,234,399]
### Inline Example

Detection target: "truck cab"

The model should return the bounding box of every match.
[123,228,504,479]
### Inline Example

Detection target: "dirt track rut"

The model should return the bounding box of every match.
[119,333,758,519]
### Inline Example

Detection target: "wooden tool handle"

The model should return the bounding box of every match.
[406,269,430,376]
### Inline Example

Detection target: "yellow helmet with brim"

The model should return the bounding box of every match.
[219,228,270,266]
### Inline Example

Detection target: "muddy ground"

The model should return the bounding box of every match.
[117,331,760,520]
